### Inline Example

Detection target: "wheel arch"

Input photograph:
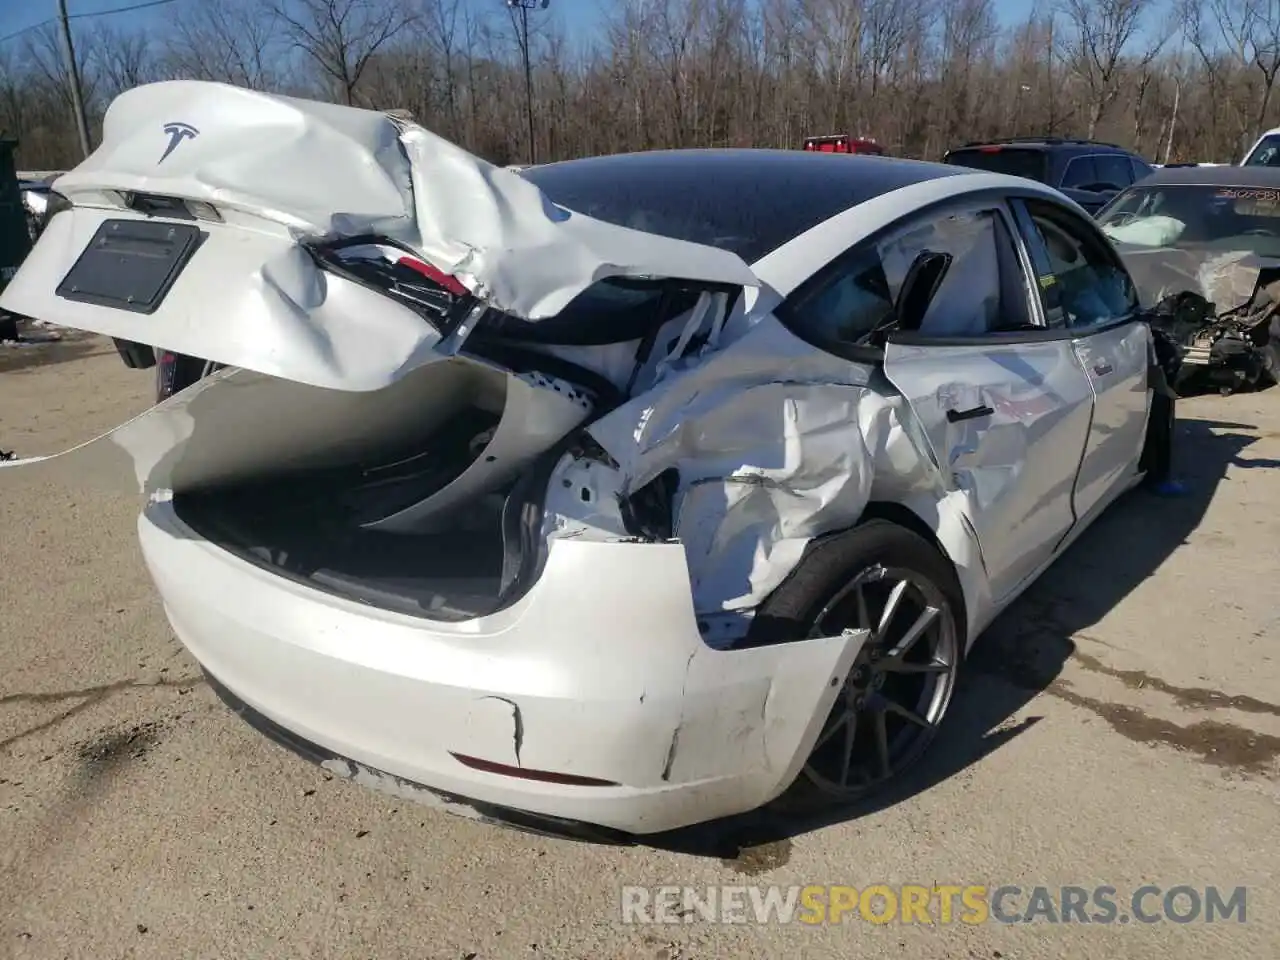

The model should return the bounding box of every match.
[745,500,975,649]
[856,501,970,644]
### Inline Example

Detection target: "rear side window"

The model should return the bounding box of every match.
[1061,157,1099,190]
[944,148,1049,183]
[879,210,1021,336]
[1244,134,1280,166]
[1130,157,1154,182]
[780,206,1032,348]
[781,246,895,346]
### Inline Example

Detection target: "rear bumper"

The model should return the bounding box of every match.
[204,669,635,844]
[140,501,863,835]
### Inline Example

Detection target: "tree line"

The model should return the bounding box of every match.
[1,0,1276,172]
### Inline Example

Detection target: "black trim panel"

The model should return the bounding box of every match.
[946,404,994,423]
[887,327,1074,347]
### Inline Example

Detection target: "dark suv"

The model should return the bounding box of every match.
[942,137,1155,214]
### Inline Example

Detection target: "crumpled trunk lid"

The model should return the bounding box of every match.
[0,81,759,503]
[3,79,757,340]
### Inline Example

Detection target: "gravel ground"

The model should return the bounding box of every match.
[1,336,1277,959]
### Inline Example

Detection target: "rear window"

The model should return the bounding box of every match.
[943,147,1049,183]
[1243,134,1280,166]
[520,152,933,263]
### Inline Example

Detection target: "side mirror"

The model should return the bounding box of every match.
[894,250,953,332]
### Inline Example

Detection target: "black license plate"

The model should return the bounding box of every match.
[56,218,204,315]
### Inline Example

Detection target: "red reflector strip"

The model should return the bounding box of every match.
[396,256,469,296]
[449,752,619,787]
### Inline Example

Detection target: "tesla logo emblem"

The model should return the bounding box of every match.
[158,121,199,164]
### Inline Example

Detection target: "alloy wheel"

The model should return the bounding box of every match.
[802,563,960,797]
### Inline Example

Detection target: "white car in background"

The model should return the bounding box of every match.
[1241,129,1280,166]
[1,81,1176,840]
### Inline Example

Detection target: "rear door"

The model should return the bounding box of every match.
[1011,197,1151,522]
[875,200,1096,602]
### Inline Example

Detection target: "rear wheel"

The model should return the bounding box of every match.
[759,520,964,811]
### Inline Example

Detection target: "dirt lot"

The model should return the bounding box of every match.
[1,335,1277,959]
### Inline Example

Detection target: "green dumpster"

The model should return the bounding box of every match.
[0,136,33,340]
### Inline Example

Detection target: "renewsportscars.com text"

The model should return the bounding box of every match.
[620,884,1248,926]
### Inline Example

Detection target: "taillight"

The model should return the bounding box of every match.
[449,753,619,786]
[396,256,468,296]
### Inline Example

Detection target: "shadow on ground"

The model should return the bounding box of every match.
[651,414,1270,861]
[0,329,118,374]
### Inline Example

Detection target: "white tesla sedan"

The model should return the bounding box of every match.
[1,81,1173,841]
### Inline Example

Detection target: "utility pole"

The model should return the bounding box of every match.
[506,0,548,165]
[56,0,92,158]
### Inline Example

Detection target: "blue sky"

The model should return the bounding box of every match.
[2,0,1050,53]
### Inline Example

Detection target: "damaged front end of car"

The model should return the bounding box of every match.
[1125,248,1280,395]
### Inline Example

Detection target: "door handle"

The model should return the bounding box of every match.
[1093,362,1113,376]
[946,404,995,423]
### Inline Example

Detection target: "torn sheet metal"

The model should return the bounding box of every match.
[544,317,949,625]
[1119,244,1280,312]
[18,80,757,326]
[395,126,758,318]
[1194,250,1275,311]
[1119,244,1280,390]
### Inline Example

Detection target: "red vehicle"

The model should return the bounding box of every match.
[802,134,886,156]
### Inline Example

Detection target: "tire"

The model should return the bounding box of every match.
[1261,338,1280,388]
[754,519,965,813]
[1138,387,1175,487]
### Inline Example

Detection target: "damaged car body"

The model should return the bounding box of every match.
[1,81,1175,839]
[1099,165,1280,395]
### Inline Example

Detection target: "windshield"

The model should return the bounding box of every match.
[1243,134,1280,167]
[943,147,1049,183]
[1097,183,1280,256]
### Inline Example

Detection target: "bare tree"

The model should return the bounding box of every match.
[8,0,1280,171]
[1060,0,1170,138]
[272,0,417,105]
[417,0,466,135]
[937,0,1000,146]
[1185,0,1280,153]
[92,25,160,102]
[166,0,285,90]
